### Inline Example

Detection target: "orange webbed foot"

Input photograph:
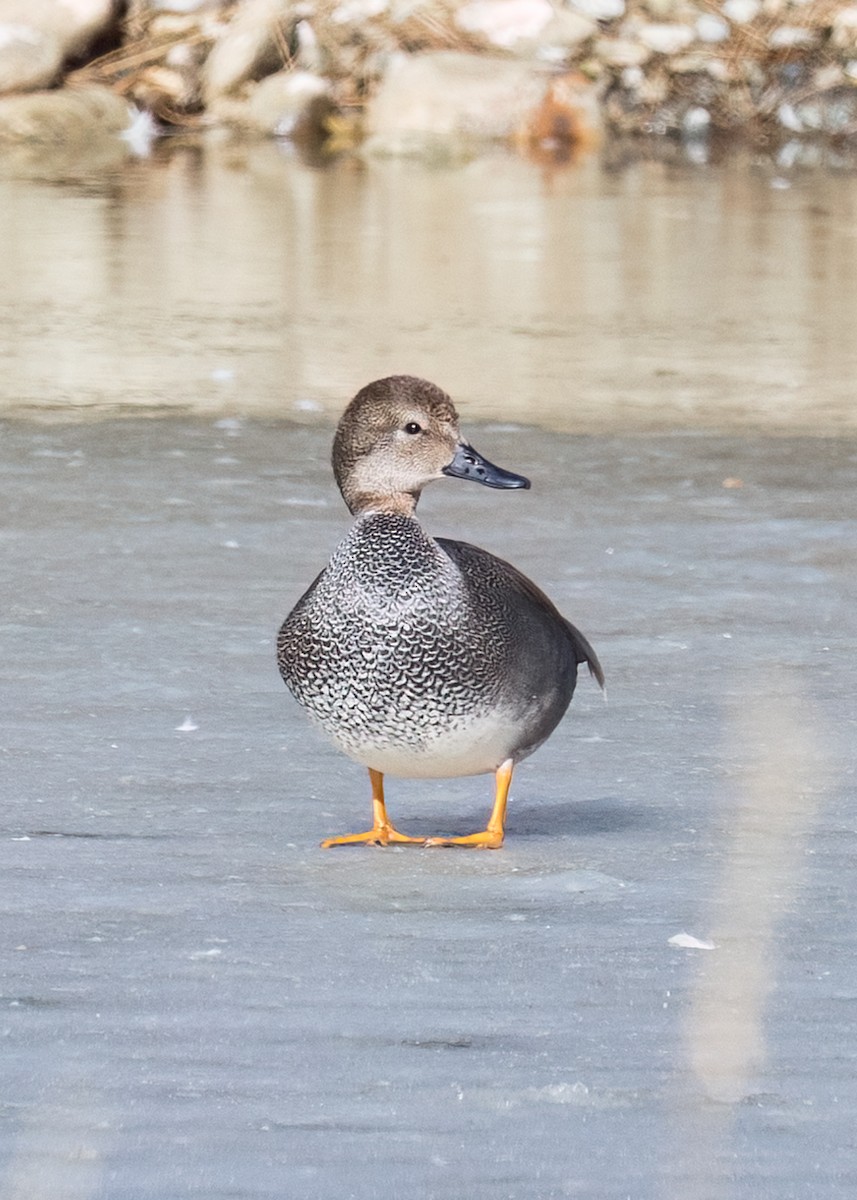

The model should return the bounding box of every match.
[422,759,513,850]
[423,829,504,850]
[320,824,426,849]
[321,769,427,848]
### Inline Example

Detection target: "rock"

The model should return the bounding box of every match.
[0,84,131,143]
[670,51,713,75]
[777,102,803,133]
[150,1,216,10]
[147,11,210,40]
[638,23,695,56]
[636,67,669,106]
[454,0,555,49]
[0,24,63,94]
[568,0,624,18]
[243,69,335,138]
[696,14,729,44]
[42,0,114,57]
[776,100,835,135]
[831,7,857,50]
[366,51,544,150]
[202,0,294,102]
[742,60,765,87]
[813,64,844,92]
[0,0,115,95]
[706,58,732,83]
[721,0,759,23]
[682,105,710,135]
[620,64,644,91]
[595,37,650,68]
[133,64,198,113]
[364,51,598,156]
[207,70,338,145]
[452,0,597,58]
[294,18,322,73]
[768,26,818,51]
[328,0,388,20]
[539,9,598,53]
[644,0,679,17]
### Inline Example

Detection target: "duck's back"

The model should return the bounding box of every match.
[436,537,603,754]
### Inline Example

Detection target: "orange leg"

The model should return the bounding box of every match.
[321,769,426,848]
[424,758,513,850]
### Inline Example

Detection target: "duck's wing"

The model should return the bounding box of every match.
[436,538,605,689]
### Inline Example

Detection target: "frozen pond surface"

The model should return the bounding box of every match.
[1,417,855,1199]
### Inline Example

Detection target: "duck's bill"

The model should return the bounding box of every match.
[442,443,531,490]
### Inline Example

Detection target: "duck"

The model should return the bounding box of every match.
[277,375,603,849]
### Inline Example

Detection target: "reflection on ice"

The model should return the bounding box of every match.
[665,671,828,1199]
[683,675,824,1104]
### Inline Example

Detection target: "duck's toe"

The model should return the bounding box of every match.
[321,824,426,849]
[423,829,504,850]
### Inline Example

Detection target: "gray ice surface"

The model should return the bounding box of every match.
[1,419,856,1199]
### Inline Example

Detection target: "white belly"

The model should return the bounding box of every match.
[332,711,523,779]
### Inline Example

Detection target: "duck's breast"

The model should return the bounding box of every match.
[278,516,579,775]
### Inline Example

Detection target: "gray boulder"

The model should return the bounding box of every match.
[0,0,115,95]
[364,50,598,157]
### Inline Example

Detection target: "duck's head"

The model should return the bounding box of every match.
[333,375,530,516]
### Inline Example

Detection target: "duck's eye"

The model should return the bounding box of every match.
[403,422,422,435]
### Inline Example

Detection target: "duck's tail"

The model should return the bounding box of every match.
[563,619,605,691]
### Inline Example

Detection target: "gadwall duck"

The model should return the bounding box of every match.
[277,375,603,848]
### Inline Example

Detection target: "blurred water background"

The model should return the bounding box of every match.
[2,135,857,432]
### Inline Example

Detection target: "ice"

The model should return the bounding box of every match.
[669,933,717,950]
[1,389,855,1198]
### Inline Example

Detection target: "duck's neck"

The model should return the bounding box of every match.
[347,491,420,519]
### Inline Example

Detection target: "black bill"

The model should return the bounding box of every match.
[442,442,531,490]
